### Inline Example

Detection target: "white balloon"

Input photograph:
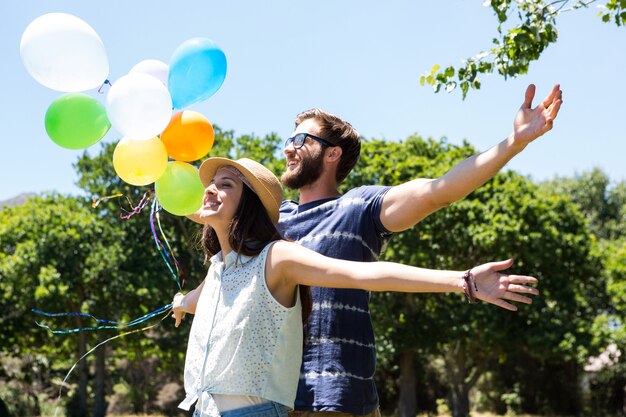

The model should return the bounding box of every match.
[20,13,109,92]
[106,73,173,140]
[129,59,169,86]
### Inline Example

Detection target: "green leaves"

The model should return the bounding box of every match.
[599,0,626,25]
[2,128,624,415]
[0,194,125,356]
[351,135,616,413]
[424,0,623,98]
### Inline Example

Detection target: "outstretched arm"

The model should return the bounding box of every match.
[380,84,563,232]
[269,241,538,311]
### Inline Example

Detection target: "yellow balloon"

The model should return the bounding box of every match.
[113,136,168,186]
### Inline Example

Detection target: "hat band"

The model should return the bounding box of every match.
[220,166,256,194]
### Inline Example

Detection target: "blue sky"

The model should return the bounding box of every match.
[1,1,625,201]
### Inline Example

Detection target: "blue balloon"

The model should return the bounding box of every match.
[168,38,227,109]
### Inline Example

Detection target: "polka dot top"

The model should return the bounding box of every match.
[180,241,303,412]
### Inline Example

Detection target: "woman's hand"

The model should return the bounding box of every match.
[470,259,539,311]
[171,292,187,328]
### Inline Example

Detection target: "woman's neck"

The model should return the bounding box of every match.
[214,226,234,257]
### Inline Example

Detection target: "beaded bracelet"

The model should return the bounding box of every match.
[462,270,480,304]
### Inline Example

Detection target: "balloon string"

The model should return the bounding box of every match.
[155,202,185,288]
[92,193,123,209]
[150,199,184,290]
[90,193,184,287]
[120,190,154,219]
[51,306,172,417]
[150,199,177,284]
[32,304,172,334]
[156,208,185,288]
[91,191,154,219]
[97,79,112,94]
[32,309,124,325]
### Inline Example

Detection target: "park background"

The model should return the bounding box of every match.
[0,1,624,417]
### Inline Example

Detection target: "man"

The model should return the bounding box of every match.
[277,84,562,417]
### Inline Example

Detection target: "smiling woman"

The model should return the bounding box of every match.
[171,156,540,417]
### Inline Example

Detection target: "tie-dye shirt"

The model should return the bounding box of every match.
[277,185,392,415]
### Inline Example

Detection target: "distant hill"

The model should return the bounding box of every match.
[0,193,37,209]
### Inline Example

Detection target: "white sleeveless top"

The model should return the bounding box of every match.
[179,242,302,416]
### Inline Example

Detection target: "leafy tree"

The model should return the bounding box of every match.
[0,194,125,417]
[4,127,619,417]
[541,167,626,240]
[541,168,626,414]
[421,0,625,98]
[347,135,607,417]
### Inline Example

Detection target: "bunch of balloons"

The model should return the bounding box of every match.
[20,13,227,216]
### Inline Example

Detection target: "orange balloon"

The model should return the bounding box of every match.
[160,110,214,161]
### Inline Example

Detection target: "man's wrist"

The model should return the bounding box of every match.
[508,133,529,153]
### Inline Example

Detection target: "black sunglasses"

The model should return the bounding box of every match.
[284,132,336,150]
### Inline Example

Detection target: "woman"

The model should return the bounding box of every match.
[172,157,538,417]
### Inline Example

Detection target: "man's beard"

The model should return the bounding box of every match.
[281,148,325,189]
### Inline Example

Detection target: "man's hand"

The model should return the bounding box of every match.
[471,259,539,311]
[512,84,563,146]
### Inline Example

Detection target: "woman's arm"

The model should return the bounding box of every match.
[268,241,538,311]
[171,280,206,327]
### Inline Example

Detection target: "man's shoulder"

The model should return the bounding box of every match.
[278,186,391,222]
[280,199,298,212]
[342,184,391,200]
[280,199,298,207]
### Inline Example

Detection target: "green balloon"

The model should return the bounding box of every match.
[44,93,111,149]
[156,161,205,216]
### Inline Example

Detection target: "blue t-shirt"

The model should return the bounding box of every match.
[277,185,392,415]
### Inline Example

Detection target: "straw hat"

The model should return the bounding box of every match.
[198,157,283,224]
